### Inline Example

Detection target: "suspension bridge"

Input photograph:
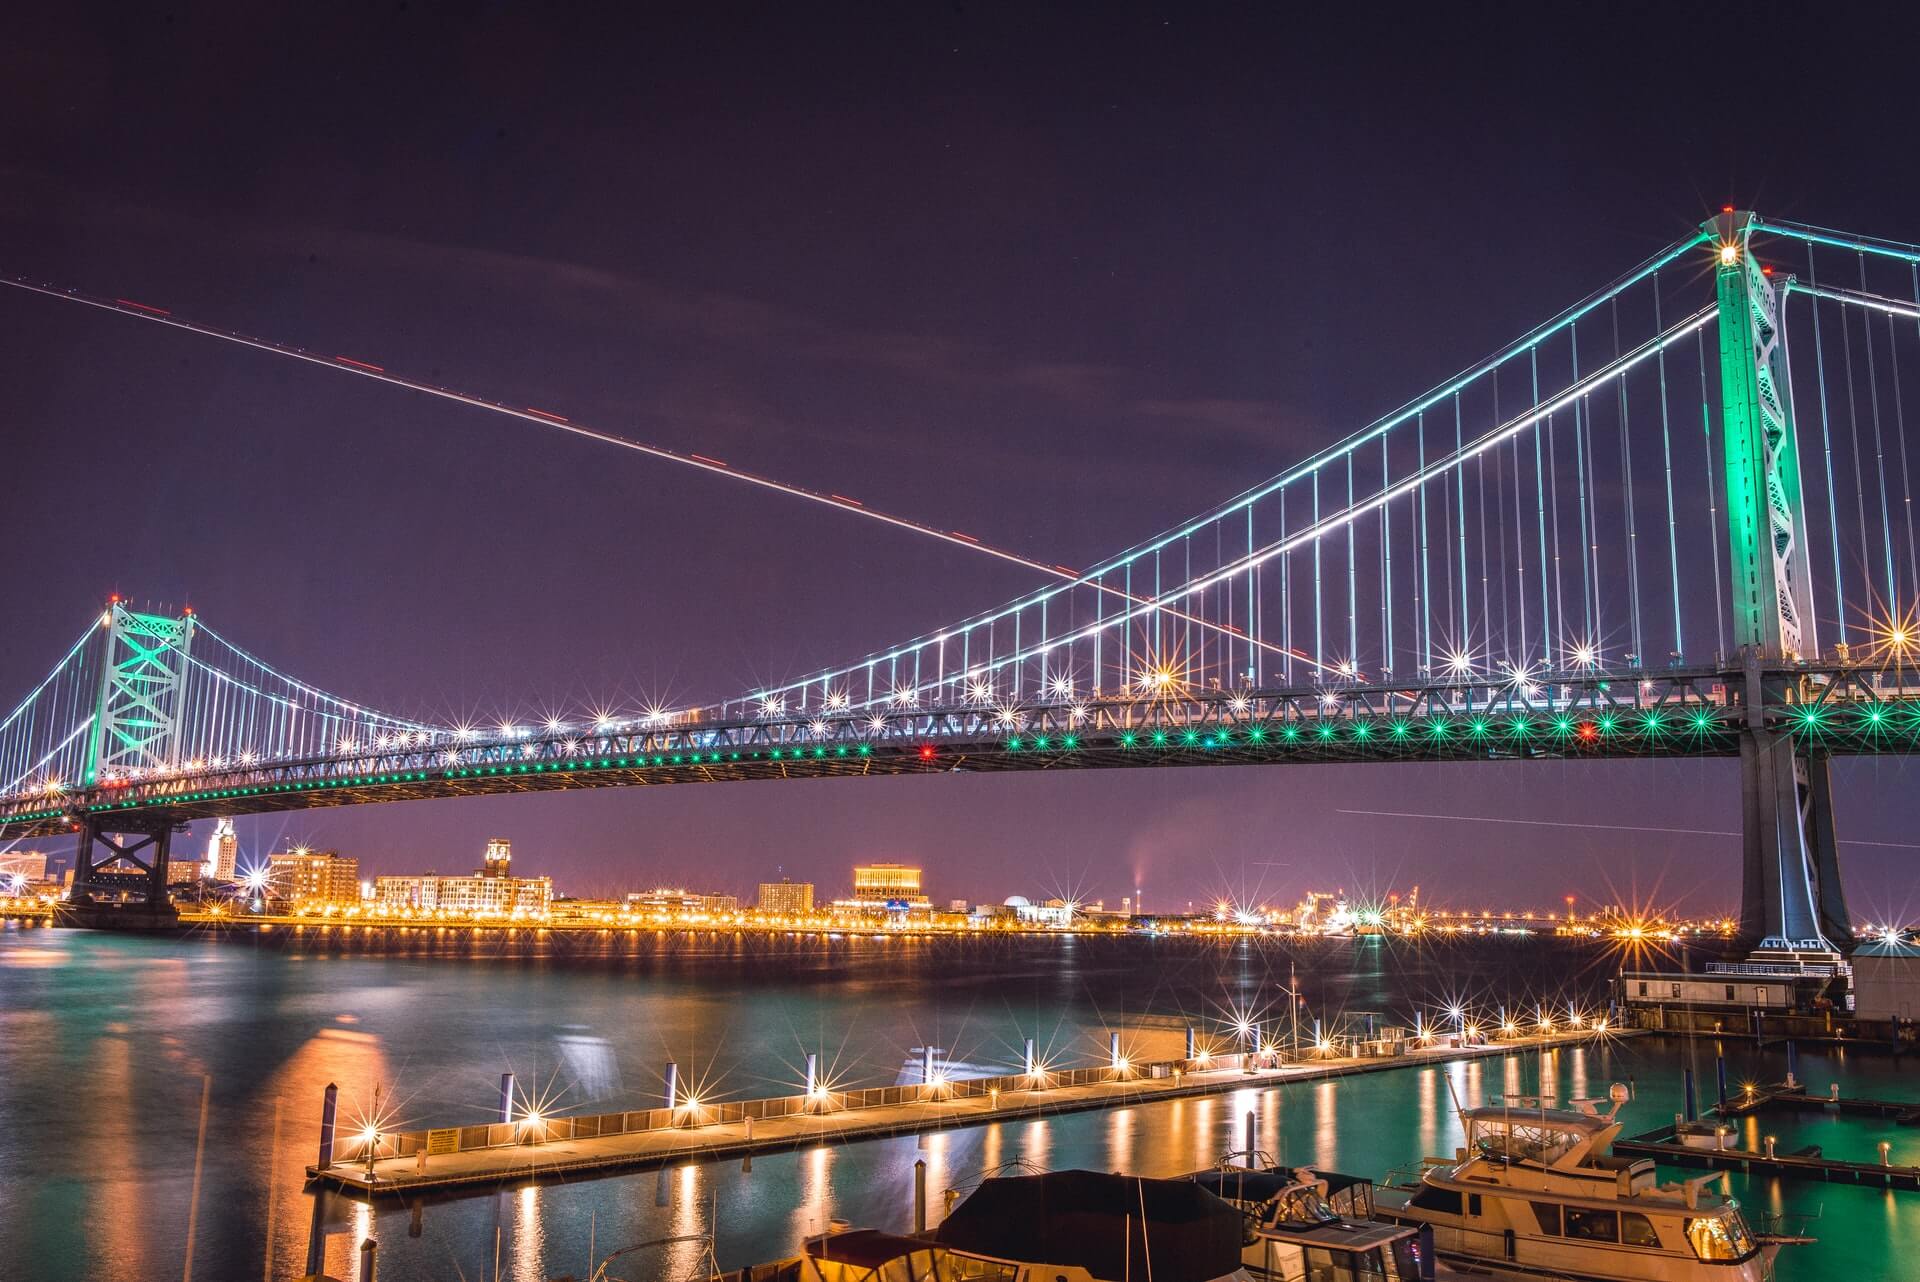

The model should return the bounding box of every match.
[4,211,1918,951]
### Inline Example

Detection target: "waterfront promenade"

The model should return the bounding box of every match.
[309,1028,1633,1196]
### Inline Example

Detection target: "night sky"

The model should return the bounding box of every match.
[4,6,1917,920]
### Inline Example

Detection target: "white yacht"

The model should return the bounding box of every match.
[1373,1085,1810,1281]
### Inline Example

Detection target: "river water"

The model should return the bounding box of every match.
[0,922,1913,1281]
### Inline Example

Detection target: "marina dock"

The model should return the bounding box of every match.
[1613,1125,1920,1190]
[306,1029,1635,1197]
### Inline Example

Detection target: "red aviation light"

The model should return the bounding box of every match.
[1576,722,1598,742]
[1722,205,1734,213]
[919,745,936,760]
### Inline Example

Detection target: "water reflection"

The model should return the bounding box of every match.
[4,928,1912,1281]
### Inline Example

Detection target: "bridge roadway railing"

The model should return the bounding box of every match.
[2,662,1915,838]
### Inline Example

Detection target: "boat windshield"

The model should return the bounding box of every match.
[1269,1186,1338,1225]
[1469,1117,1581,1165]
[1685,1211,1757,1261]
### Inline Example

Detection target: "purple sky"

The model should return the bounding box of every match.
[4,7,1917,921]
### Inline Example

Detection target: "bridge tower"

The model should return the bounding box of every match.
[1710,211,1852,955]
[62,604,196,924]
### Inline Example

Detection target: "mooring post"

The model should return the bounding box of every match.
[498,1072,515,1124]
[1785,1040,1799,1089]
[1683,1068,1697,1121]
[360,1236,377,1282]
[1715,1055,1728,1112]
[913,1158,927,1233]
[665,1062,680,1110]
[317,1082,339,1169]
[1245,1109,1257,1162]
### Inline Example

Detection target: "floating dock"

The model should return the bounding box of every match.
[1613,1126,1920,1190]
[307,1030,1634,1197]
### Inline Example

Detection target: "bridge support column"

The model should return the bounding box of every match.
[56,814,181,928]
[1737,727,1851,955]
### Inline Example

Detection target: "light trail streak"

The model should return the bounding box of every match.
[1335,808,1739,838]
[0,275,1323,681]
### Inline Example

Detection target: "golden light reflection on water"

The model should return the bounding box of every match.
[790,1145,835,1244]
[512,1184,547,1282]
[1311,1080,1338,1167]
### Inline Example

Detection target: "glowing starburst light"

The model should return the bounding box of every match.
[1047,673,1074,700]
[890,685,916,707]
[825,689,850,711]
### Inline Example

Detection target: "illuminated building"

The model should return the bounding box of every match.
[482,837,512,879]
[0,850,49,883]
[757,879,815,914]
[268,849,361,905]
[851,862,928,906]
[372,872,551,915]
[205,819,238,882]
[625,888,740,914]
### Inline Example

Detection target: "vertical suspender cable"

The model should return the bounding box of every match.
[1805,255,1847,644]
[1572,327,1593,649]
[1894,299,1918,603]
[1481,376,1496,653]
[1859,253,1897,607]
[1614,299,1644,663]
[1279,491,1290,684]
[1840,269,1871,623]
[1541,346,1561,661]
[1346,454,1358,668]
[1454,392,1470,652]
[1312,473,1323,673]
[1417,412,1431,673]
[1654,279,1684,660]
[1382,436,1394,673]
[1247,507,1257,683]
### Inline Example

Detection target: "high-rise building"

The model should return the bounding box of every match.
[851,862,927,906]
[482,838,512,879]
[205,819,238,882]
[267,850,361,905]
[757,879,815,914]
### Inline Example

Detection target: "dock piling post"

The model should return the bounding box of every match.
[1186,1026,1196,1061]
[1785,1040,1799,1089]
[1024,1037,1036,1079]
[1245,1108,1257,1161]
[1765,1135,1776,1158]
[805,1052,818,1103]
[665,1062,680,1110]
[1683,1068,1697,1121]
[1882,1141,1893,1167]
[317,1082,339,1169]
[914,1158,927,1233]
[1715,1055,1728,1112]
[498,1072,515,1124]
[360,1236,377,1282]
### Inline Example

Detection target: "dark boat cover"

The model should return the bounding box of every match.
[935,1170,1242,1282]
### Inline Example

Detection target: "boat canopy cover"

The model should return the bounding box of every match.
[804,1229,939,1270]
[1191,1168,1299,1202]
[936,1170,1242,1282]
